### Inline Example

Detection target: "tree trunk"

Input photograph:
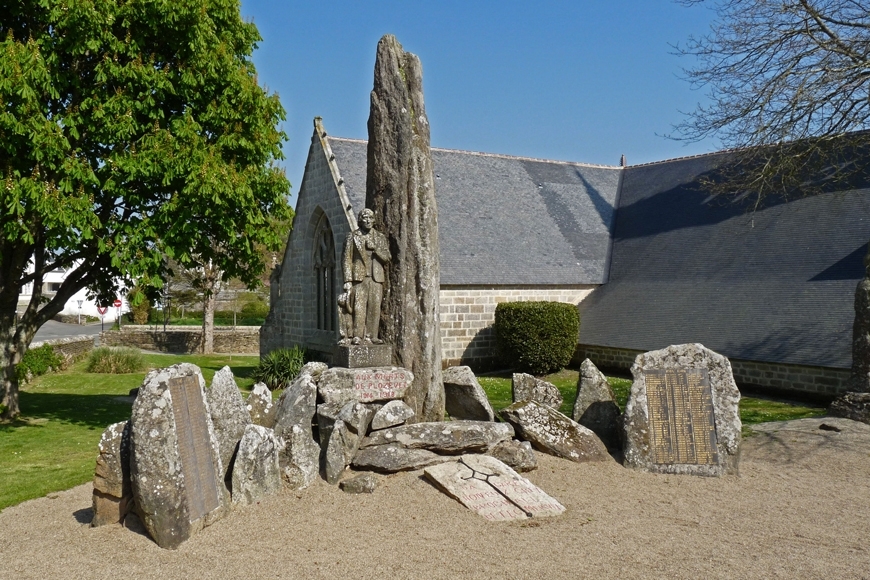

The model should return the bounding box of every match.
[1,315,36,421]
[201,291,216,354]
[1,348,22,420]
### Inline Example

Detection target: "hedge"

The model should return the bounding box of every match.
[494,301,579,375]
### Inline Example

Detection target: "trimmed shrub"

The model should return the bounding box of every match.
[86,347,145,374]
[252,346,306,390]
[16,344,64,383]
[494,301,579,375]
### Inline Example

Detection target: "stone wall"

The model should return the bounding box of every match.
[440,285,595,370]
[102,326,260,354]
[30,335,97,360]
[260,120,356,360]
[576,344,850,401]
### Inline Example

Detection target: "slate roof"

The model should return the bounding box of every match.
[577,152,870,369]
[328,138,622,285]
[326,135,870,369]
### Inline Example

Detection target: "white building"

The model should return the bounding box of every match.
[18,263,128,321]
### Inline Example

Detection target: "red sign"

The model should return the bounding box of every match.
[113,299,122,308]
[97,306,108,315]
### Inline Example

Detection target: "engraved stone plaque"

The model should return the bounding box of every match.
[642,368,719,466]
[169,375,220,523]
[424,455,565,522]
[353,369,409,402]
[319,367,413,405]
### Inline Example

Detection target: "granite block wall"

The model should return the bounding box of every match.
[439,285,595,370]
[576,344,850,401]
[102,326,260,354]
[260,120,354,360]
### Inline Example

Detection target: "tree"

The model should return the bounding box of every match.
[674,0,870,390]
[164,209,289,353]
[0,0,291,419]
[674,0,870,199]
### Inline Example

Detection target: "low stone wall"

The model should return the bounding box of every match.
[30,335,98,360]
[102,326,260,354]
[576,344,850,401]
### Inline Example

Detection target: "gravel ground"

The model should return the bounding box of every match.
[1,417,868,579]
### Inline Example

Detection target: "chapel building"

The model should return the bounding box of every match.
[261,118,870,400]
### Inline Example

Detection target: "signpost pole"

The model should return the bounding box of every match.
[97,306,108,333]
[113,299,122,330]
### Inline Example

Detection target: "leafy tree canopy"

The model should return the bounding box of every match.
[0,0,292,418]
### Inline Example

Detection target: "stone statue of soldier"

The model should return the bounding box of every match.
[340,208,391,345]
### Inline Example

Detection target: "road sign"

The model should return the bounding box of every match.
[113,299,122,308]
[97,306,108,315]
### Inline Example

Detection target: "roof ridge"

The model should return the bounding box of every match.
[326,136,623,169]
[627,147,736,168]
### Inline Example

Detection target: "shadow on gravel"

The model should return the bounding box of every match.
[73,508,93,525]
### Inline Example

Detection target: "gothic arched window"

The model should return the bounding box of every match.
[313,216,336,332]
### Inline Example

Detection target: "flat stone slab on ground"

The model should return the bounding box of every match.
[424,455,564,521]
[360,421,513,454]
[351,443,453,473]
[319,367,413,405]
[339,472,379,494]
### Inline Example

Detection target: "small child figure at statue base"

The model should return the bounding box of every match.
[337,290,354,346]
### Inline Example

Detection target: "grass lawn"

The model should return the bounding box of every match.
[1,358,826,512]
[477,369,825,425]
[0,353,259,511]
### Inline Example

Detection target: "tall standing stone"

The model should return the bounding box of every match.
[128,364,229,549]
[91,421,132,527]
[365,34,443,422]
[573,359,622,451]
[849,252,870,392]
[205,366,251,482]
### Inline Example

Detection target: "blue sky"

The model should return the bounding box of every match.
[239,1,719,203]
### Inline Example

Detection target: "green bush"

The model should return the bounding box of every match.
[127,287,151,324]
[240,299,269,319]
[86,347,145,374]
[16,344,64,383]
[494,301,579,375]
[252,346,306,390]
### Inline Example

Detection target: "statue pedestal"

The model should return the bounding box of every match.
[334,344,392,369]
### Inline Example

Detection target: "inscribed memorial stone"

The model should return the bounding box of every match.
[424,455,564,521]
[623,343,741,477]
[318,367,413,405]
[129,364,228,549]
